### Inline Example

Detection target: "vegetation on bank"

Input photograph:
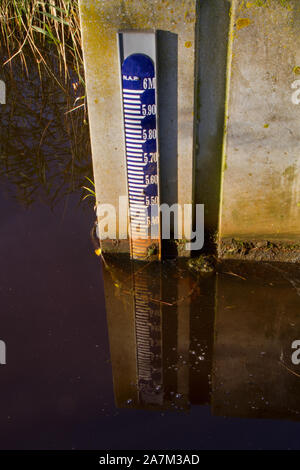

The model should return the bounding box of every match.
[0,1,93,207]
[0,0,83,90]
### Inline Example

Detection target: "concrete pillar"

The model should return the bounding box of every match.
[194,0,230,241]
[219,0,300,257]
[79,0,198,256]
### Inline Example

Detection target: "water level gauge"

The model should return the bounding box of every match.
[119,31,161,261]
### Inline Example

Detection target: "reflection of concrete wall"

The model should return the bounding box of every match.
[220,0,300,243]
[213,264,300,421]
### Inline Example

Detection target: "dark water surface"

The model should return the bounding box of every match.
[1,63,300,451]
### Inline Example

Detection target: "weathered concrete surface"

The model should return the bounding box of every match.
[195,0,230,239]
[219,0,300,252]
[79,0,198,253]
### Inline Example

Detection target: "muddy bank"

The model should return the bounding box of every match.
[220,238,300,263]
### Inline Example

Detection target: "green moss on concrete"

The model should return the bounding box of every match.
[175,238,188,253]
[283,164,296,182]
[244,0,293,9]
[279,0,293,9]
[236,17,251,30]
[187,255,215,273]
[146,243,158,259]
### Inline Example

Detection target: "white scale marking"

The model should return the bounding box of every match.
[125,129,141,134]
[128,172,144,177]
[126,133,142,139]
[128,164,146,169]
[124,109,141,113]
[125,122,142,127]
[127,157,145,162]
[128,167,144,172]
[126,127,143,132]
[127,162,144,166]
[123,89,144,94]
[125,114,144,119]
[124,104,141,109]
[124,99,140,104]
[129,185,147,190]
[123,93,140,98]
[126,127,142,131]
[130,204,147,209]
[127,138,146,143]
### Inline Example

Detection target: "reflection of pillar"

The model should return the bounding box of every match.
[103,257,139,408]
[103,257,195,411]
[212,263,300,421]
[176,278,190,401]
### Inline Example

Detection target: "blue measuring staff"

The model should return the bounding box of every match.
[121,53,160,260]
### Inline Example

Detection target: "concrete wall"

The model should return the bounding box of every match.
[80,0,300,258]
[220,0,300,248]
